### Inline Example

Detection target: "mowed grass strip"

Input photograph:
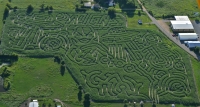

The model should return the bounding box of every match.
[191,56,200,100]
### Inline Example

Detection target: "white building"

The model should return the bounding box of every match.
[186,41,200,48]
[170,16,194,32]
[178,33,198,41]
[84,2,92,7]
[29,100,39,107]
[175,16,190,21]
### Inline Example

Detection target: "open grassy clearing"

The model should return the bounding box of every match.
[0,57,79,107]
[0,10,198,105]
[140,0,200,18]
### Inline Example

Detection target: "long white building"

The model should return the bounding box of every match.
[178,33,198,41]
[185,41,200,48]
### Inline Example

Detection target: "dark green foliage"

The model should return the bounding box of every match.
[6,3,12,9]
[126,0,135,8]
[3,7,9,20]
[60,65,65,76]
[108,7,116,18]
[40,4,45,11]
[83,93,90,107]
[78,90,82,101]
[27,5,33,14]
[1,67,11,77]
[148,10,153,16]
[138,10,141,16]
[3,78,10,90]
[13,6,18,12]
[155,1,165,8]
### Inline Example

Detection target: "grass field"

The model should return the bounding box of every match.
[0,57,79,107]
[0,9,198,106]
[140,0,200,18]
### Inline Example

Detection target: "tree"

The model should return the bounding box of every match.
[40,4,45,11]
[6,3,12,9]
[123,99,128,107]
[126,0,135,8]
[49,6,53,10]
[83,93,90,107]
[13,6,18,12]
[108,7,116,18]
[148,10,153,16]
[60,65,65,76]
[138,10,141,16]
[27,5,33,14]
[3,7,9,20]
[3,78,10,90]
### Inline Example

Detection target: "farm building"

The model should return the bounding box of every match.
[186,41,200,48]
[29,100,39,107]
[178,33,198,41]
[170,16,194,32]
[84,2,92,7]
[175,16,190,21]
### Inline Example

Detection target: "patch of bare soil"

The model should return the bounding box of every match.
[157,20,171,34]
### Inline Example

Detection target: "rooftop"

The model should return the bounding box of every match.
[170,21,194,29]
[178,33,198,36]
[29,100,39,107]
[175,16,190,21]
[84,2,92,7]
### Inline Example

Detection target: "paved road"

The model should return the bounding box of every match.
[137,0,200,60]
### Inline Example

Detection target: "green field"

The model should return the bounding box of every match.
[140,0,200,18]
[0,9,198,106]
[0,57,79,107]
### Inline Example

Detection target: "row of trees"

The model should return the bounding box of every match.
[3,3,54,22]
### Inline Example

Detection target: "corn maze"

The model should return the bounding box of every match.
[1,10,198,103]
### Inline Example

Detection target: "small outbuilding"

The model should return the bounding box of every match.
[29,100,39,107]
[84,2,92,7]
[178,33,198,41]
[175,16,190,21]
[186,41,200,48]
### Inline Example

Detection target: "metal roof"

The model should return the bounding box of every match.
[175,16,190,21]
[186,41,200,48]
[178,33,198,40]
[29,101,39,107]
[84,2,92,7]
[170,21,194,29]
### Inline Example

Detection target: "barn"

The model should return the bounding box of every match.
[170,16,194,32]
[186,41,200,48]
[178,33,198,41]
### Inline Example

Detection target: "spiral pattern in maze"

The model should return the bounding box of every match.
[1,11,197,103]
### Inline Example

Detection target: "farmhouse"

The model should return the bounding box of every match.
[178,33,198,41]
[84,2,92,7]
[29,100,39,107]
[186,41,200,48]
[170,16,194,32]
